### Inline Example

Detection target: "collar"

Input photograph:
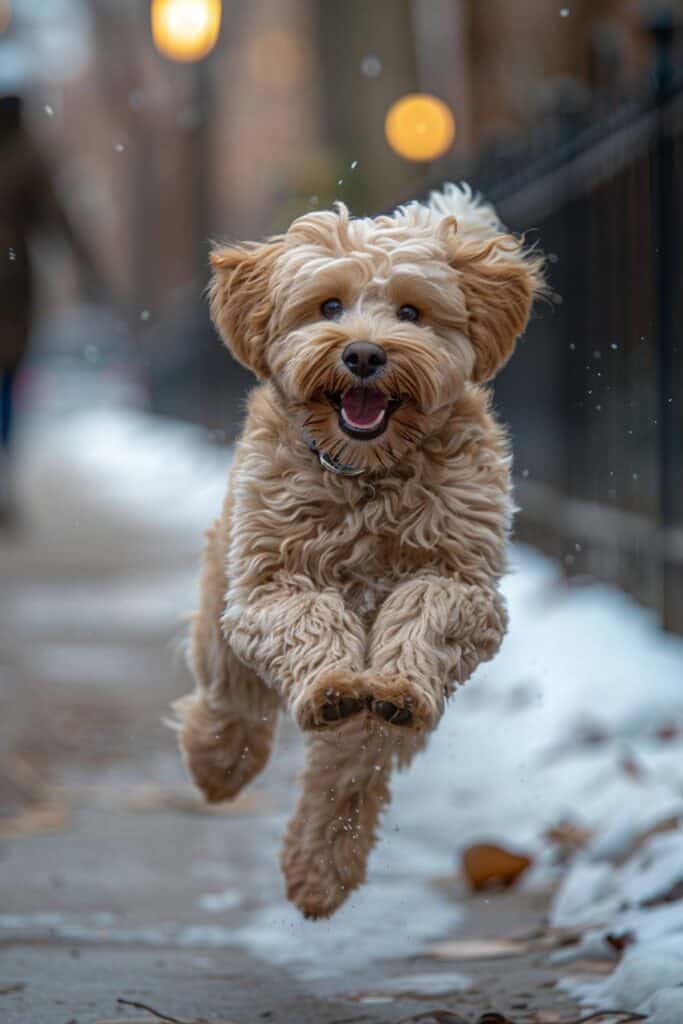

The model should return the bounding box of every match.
[302,430,365,477]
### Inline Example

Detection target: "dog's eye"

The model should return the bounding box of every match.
[397,304,420,323]
[321,298,343,320]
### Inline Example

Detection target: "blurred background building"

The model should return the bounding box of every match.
[1,0,682,628]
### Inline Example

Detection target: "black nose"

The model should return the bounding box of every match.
[342,341,387,379]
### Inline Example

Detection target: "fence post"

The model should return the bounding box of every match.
[648,8,678,630]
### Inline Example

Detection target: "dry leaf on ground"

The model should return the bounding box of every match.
[605,931,636,954]
[461,844,532,891]
[544,820,593,859]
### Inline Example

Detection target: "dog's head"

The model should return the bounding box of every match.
[210,184,545,472]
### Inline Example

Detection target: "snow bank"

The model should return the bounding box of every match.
[14,408,230,563]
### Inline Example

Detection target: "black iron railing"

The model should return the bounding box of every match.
[452,21,683,631]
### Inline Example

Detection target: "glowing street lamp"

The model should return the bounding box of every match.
[385,93,455,162]
[151,0,221,63]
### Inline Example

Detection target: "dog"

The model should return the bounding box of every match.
[175,183,545,919]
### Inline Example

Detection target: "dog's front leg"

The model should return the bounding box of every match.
[224,579,369,731]
[281,720,411,918]
[366,575,509,727]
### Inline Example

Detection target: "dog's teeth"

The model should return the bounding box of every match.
[340,407,385,431]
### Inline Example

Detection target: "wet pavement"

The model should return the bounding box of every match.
[0,420,584,1024]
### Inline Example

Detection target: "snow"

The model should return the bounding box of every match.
[8,405,683,1000]
[14,408,228,563]
[560,949,683,1013]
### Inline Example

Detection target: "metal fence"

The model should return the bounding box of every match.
[463,20,683,632]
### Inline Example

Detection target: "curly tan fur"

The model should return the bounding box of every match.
[175,183,545,918]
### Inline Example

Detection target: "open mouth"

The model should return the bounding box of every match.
[328,387,402,440]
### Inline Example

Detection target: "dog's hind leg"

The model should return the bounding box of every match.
[175,522,280,804]
[280,721,422,918]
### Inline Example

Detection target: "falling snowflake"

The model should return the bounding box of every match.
[350,160,358,170]
[44,104,54,117]
[560,7,570,16]
[114,142,126,153]
[360,55,382,78]
[140,309,151,321]
[8,247,16,261]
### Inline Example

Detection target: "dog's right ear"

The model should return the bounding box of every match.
[209,239,284,379]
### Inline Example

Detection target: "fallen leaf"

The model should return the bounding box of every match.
[534,1013,562,1023]
[0,802,69,837]
[545,819,593,859]
[461,844,532,891]
[605,931,636,953]
[427,938,529,960]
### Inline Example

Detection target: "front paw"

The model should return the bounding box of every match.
[365,674,440,731]
[293,669,369,731]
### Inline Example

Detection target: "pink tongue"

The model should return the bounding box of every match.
[341,387,388,427]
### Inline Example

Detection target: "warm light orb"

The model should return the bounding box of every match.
[151,0,221,63]
[385,93,455,162]
[0,0,11,35]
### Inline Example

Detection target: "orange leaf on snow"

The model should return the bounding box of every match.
[544,819,593,856]
[461,843,532,891]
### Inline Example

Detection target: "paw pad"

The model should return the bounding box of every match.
[319,690,365,723]
[371,699,413,726]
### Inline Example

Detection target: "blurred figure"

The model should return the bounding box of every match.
[0,92,96,522]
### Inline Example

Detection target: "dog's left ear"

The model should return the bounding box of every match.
[452,235,545,383]
[209,239,284,379]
